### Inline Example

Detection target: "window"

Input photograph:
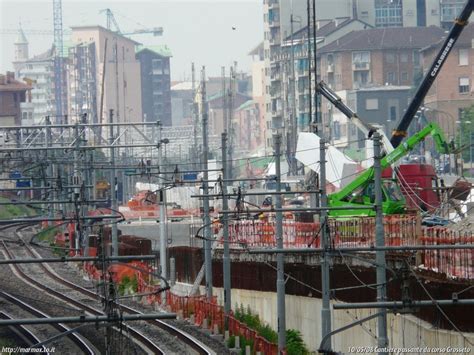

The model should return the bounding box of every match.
[387,72,395,83]
[389,106,397,121]
[459,48,469,66]
[333,121,341,140]
[366,98,379,110]
[327,54,334,65]
[375,0,402,27]
[352,51,370,67]
[400,53,409,63]
[400,72,408,82]
[413,51,420,66]
[385,53,395,63]
[459,77,470,93]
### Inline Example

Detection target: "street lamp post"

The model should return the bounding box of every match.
[456,121,463,175]
[465,120,472,175]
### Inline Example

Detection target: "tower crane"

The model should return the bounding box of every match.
[99,8,163,37]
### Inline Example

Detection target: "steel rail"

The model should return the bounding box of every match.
[0,311,48,353]
[0,291,95,354]
[1,239,166,355]
[14,231,213,355]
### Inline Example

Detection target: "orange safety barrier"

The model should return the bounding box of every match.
[228,315,278,355]
[421,227,474,280]
[225,214,420,250]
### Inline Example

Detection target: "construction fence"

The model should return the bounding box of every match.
[220,214,420,249]
[213,214,473,280]
[135,282,280,354]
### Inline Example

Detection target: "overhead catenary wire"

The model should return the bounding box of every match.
[406,260,474,347]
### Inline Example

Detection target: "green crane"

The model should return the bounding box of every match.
[328,123,455,217]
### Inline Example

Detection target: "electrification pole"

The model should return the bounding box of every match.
[290,13,297,175]
[373,132,388,352]
[109,109,118,257]
[158,120,168,305]
[201,67,213,300]
[221,132,231,328]
[274,133,286,352]
[45,117,53,225]
[320,137,332,352]
[73,122,83,256]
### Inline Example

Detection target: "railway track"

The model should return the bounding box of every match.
[1,238,167,354]
[0,290,95,355]
[0,311,49,354]
[1,225,217,354]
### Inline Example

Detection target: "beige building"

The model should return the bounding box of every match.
[422,23,474,138]
[69,26,142,124]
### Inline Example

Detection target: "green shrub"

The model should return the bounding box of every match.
[118,275,138,296]
[227,335,236,348]
[231,304,309,353]
[286,329,309,355]
[259,323,278,343]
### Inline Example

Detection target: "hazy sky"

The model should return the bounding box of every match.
[0,0,263,80]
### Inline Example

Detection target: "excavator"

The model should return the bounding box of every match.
[327,122,455,216]
[320,0,473,217]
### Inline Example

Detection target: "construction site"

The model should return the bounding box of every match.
[0,0,474,354]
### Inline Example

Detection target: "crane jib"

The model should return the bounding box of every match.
[430,38,455,77]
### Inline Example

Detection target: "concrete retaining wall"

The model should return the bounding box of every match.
[173,282,474,353]
[118,222,196,250]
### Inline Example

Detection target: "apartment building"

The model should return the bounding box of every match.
[422,22,474,137]
[207,91,251,137]
[317,25,444,143]
[234,100,262,155]
[136,45,172,125]
[68,26,142,124]
[0,72,31,127]
[249,42,267,154]
[13,28,67,125]
[318,26,444,91]
[279,18,372,132]
[68,43,98,124]
[263,0,309,151]
[354,0,471,29]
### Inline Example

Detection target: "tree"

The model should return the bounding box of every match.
[458,105,474,166]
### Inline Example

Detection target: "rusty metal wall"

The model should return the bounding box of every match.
[170,246,474,332]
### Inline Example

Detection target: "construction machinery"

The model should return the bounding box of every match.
[316,81,394,153]
[328,122,455,217]
[323,0,473,216]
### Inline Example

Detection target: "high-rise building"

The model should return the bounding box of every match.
[354,0,472,29]
[136,45,172,125]
[263,0,310,151]
[13,28,67,125]
[68,26,142,124]
[68,42,98,124]
[249,42,267,154]
[15,48,55,125]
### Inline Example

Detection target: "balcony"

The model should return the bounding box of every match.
[267,0,279,9]
[269,34,281,45]
[352,62,370,71]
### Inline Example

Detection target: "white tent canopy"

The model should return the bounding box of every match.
[296,132,358,188]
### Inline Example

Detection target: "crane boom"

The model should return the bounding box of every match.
[391,0,473,148]
[316,81,394,153]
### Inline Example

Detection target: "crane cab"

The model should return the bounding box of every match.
[329,179,406,217]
